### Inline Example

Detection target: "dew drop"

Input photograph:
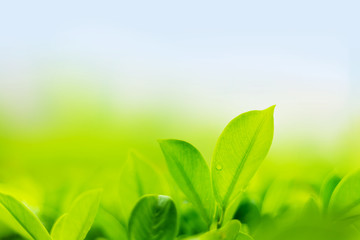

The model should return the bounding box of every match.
[216,164,223,171]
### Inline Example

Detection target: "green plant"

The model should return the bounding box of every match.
[2,106,360,240]
[0,189,101,240]
[158,106,275,238]
[0,106,275,240]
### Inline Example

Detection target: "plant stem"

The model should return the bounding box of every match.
[217,206,225,229]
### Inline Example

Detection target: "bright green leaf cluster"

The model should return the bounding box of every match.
[3,106,360,240]
[159,106,275,229]
[0,106,275,240]
[0,189,101,240]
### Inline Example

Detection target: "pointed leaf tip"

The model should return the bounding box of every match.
[212,107,275,208]
[266,105,276,114]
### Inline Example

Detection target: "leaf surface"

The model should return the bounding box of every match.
[186,220,241,240]
[0,192,51,240]
[95,208,128,240]
[320,173,341,212]
[128,195,177,240]
[51,189,102,240]
[159,139,215,224]
[236,232,254,240]
[329,170,360,219]
[212,106,275,208]
[119,151,169,220]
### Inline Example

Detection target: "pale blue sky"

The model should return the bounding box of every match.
[0,0,359,145]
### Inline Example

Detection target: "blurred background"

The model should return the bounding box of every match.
[0,0,360,231]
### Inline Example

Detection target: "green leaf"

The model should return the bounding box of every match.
[178,202,208,236]
[329,169,360,219]
[261,178,294,217]
[50,214,68,239]
[187,220,241,240]
[212,106,275,209]
[119,151,169,220]
[222,195,243,226]
[51,189,102,240]
[158,139,215,224]
[209,220,241,240]
[128,195,177,240]
[0,192,51,240]
[236,232,254,240]
[302,197,321,219]
[233,200,261,231]
[95,207,128,240]
[320,173,341,213]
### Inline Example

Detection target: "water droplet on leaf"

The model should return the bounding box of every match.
[216,164,223,171]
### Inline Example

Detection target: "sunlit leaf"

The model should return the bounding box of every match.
[236,232,254,240]
[50,214,67,239]
[0,192,51,240]
[329,169,360,219]
[119,151,169,220]
[320,173,341,213]
[212,106,275,209]
[128,195,177,240]
[159,139,215,224]
[302,197,321,220]
[94,207,128,240]
[186,220,241,240]
[222,195,243,226]
[51,189,102,240]
[261,178,312,218]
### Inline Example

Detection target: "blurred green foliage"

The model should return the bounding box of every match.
[0,93,360,240]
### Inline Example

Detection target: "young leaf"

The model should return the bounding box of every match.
[233,200,261,231]
[222,195,243,226]
[211,106,275,209]
[128,195,177,240]
[50,214,68,239]
[302,197,321,219]
[320,173,341,213]
[158,139,215,224]
[261,178,293,217]
[210,220,241,240]
[329,169,360,219]
[0,192,51,240]
[187,220,241,240]
[95,207,128,240]
[51,189,102,240]
[119,151,169,220]
[236,232,254,240]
